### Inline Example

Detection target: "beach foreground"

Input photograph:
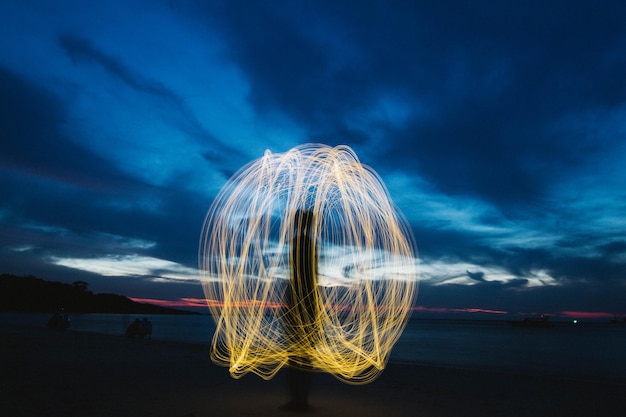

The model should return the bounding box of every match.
[1,322,623,417]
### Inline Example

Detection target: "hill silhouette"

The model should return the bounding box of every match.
[0,274,197,315]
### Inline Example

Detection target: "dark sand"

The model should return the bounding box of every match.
[1,322,624,417]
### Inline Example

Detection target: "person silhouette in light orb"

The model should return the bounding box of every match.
[282,209,321,411]
[199,143,418,399]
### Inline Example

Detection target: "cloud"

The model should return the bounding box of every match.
[598,240,626,259]
[57,32,245,166]
[466,270,485,282]
[58,33,180,101]
[0,66,143,192]
[188,1,626,211]
[50,254,199,283]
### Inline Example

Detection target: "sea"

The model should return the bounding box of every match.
[2,312,625,383]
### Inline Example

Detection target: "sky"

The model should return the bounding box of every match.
[1,0,626,319]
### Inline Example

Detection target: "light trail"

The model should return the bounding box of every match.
[199,144,418,384]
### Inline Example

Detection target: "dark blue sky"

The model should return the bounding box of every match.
[2,0,625,318]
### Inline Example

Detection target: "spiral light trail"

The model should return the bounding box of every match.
[199,144,418,384]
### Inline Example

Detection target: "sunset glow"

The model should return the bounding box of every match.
[129,297,207,309]
[559,311,616,320]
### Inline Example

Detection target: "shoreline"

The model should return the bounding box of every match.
[2,323,624,417]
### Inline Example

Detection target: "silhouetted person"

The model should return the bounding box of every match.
[126,318,142,337]
[48,309,70,330]
[61,313,70,329]
[141,317,152,339]
[282,209,321,411]
[47,312,60,329]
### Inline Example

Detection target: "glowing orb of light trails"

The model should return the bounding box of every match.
[199,143,418,384]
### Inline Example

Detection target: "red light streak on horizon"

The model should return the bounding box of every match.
[132,297,413,312]
[129,297,207,308]
[131,297,416,314]
[132,298,509,316]
[130,297,286,309]
[559,311,615,319]
[130,299,620,320]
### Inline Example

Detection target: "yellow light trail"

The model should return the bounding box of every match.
[199,144,418,384]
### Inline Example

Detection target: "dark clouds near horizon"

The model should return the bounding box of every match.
[1,0,625,317]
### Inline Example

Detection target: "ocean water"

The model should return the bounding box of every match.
[2,312,625,383]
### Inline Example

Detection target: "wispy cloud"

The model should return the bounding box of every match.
[50,254,199,282]
[412,306,508,316]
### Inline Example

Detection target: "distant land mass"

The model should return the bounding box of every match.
[0,274,198,315]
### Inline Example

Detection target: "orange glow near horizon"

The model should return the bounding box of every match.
[199,144,418,384]
[129,297,208,308]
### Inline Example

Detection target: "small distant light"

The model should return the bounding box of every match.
[573,319,578,324]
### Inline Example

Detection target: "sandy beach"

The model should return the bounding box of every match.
[1,322,624,417]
